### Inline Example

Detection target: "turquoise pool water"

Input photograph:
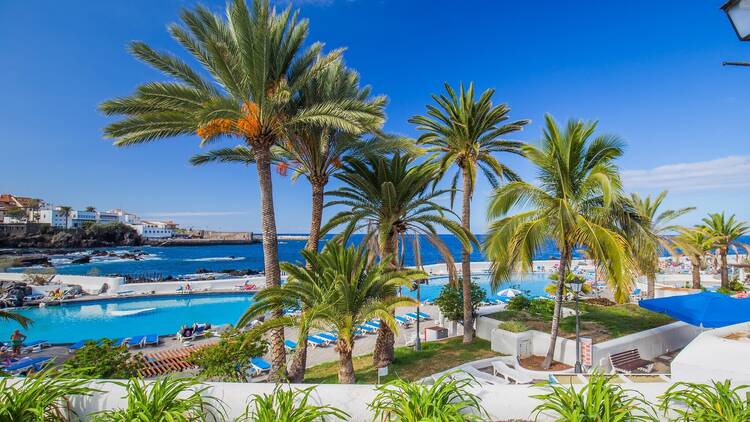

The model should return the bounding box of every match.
[1,273,552,344]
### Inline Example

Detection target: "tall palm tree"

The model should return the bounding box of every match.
[1,310,31,329]
[191,60,388,253]
[671,226,717,289]
[99,0,381,377]
[409,82,528,343]
[701,212,749,289]
[483,115,632,369]
[239,243,422,383]
[322,153,475,367]
[58,206,73,229]
[625,191,694,298]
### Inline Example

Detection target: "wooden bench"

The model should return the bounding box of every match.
[609,349,654,373]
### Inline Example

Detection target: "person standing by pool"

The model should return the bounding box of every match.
[10,329,26,357]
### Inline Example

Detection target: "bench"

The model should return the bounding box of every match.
[609,349,654,373]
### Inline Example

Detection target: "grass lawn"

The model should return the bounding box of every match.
[304,337,500,384]
[487,303,673,342]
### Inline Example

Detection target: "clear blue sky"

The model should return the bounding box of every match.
[1,1,749,233]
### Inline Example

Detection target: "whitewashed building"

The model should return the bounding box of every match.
[132,220,174,239]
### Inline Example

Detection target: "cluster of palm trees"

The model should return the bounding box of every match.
[100,0,748,378]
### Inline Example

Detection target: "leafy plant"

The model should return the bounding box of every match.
[433,281,486,323]
[532,373,658,421]
[0,369,96,422]
[659,380,750,421]
[498,321,528,333]
[237,385,349,422]
[188,330,268,382]
[369,372,487,421]
[528,298,555,319]
[91,376,224,422]
[506,295,531,312]
[63,339,144,379]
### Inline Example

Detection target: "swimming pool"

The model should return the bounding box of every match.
[1,272,553,344]
[1,293,256,344]
[402,272,552,302]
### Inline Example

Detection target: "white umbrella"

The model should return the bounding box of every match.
[497,288,522,299]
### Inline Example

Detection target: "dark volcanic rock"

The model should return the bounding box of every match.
[71,255,91,264]
[12,254,51,267]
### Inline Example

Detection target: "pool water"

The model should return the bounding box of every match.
[1,293,256,344]
[403,272,552,302]
[1,273,553,345]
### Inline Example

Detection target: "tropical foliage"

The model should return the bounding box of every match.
[433,281,486,323]
[62,340,145,379]
[322,152,474,367]
[532,373,658,421]
[239,243,422,384]
[410,82,528,343]
[369,372,487,421]
[237,385,349,422]
[0,369,95,422]
[91,377,224,422]
[484,115,632,369]
[700,212,749,290]
[659,380,750,422]
[187,330,268,382]
[671,226,717,289]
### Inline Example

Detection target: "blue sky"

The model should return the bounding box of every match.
[1,0,749,233]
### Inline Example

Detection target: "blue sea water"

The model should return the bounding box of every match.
[16,234,576,278]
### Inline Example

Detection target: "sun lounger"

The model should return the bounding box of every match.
[353,329,365,337]
[316,332,337,342]
[3,356,52,374]
[20,340,49,352]
[363,322,380,331]
[68,339,92,353]
[416,311,431,320]
[250,357,271,375]
[367,320,382,328]
[307,336,328,348]
[129,335,147,347]
[491,360,534,384]
[455,366,509,386]
[284,339,297,351]
[142,334,159,347]
[609,349,654,373]
[395,316,412,327]
[356,324,377,334]
[404,312,422,321]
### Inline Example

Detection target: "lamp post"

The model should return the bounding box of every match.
[414,279,422,351]
[568,279,584,373]
[723,0,750,66]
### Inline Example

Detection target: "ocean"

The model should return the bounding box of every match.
[13,234,749,278]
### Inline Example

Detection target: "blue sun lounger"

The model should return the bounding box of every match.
[284,339,297,351]
[68,339,93,353]
[3,356,52,374]
[316,332,337,342]
[395,316,412,327]
[307,336,328,348]
[142,334,159,347]
[357,324,377,334]
[20,340,50,352]
[250,357,271,375]
[416,311,431,320]
[367,320,381,328]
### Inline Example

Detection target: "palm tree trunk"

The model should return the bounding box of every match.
[461,166,474,343]
[691,256,701,290]
[287,337,308,383]
[338,344,356,384]
[305,181,325,252]
[543,245,569,370]
[373,232,397,368]
[720,248,729,289]
[255,146,286,379]
[646,274,656,299]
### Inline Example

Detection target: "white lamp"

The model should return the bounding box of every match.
[723,0,750,41]
[568,280,584,294]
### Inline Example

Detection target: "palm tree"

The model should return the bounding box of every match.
[191,60,388,253]
[409,82,528,343]
[99,0,381,377]
[239,243,423,383]
[625,191,694,298]
[322,153,475,367]
[483,115,632,369]
[58,206,73,229]
[85,206,96,212]
[672,226,717,289]
[1,309,31,329]
[701,212,750,289]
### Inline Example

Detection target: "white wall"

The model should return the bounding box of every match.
[114,276,267,295]
[0,273,125,294]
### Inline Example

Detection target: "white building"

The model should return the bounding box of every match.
[132,221,174,239]
[37,208,69,228]
[108,209,141,225]
[70,210,97,228]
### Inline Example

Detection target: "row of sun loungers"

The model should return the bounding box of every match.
[68,334,159,352]
[1,356,52,375]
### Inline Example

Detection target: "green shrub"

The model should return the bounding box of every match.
[434,281,486,322]
[91,376,224,422]
[498,321,528,333]
[369,372,487,421]
[729,280,745,292]
[0,369,96,421]
[532,373,658,421]
[237,385,349,422]
[506,295,531,311]
[63,340,144,379]
[187,330,268,382]
[528,297,555,318]
[659,380,750,421]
